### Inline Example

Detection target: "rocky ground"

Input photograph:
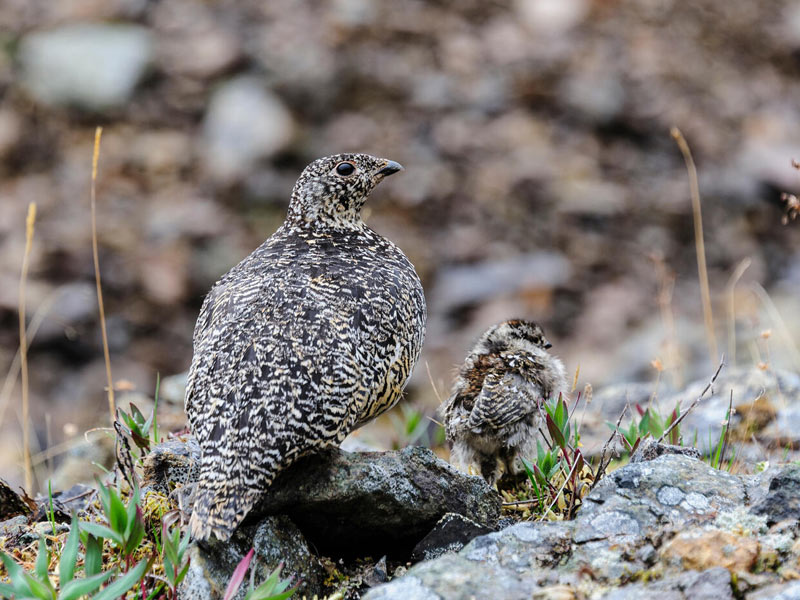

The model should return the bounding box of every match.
[2,366,800,598]
[1,0,800,494]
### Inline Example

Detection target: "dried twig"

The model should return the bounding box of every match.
[90,127,115,423]
[657,358,725,443]
[589,404,628,494]
[19,202,37,492]
[671,127,717,365]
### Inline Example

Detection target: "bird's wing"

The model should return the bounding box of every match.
[186,269,364,540]
[466,370,542,434]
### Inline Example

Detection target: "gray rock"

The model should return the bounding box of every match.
[575,454,745,544]
[201,77,294,184]
[364,521,574,600]
[179,515,324,600]
[630,438,702,463]
[667,368,800,451]
[600,567,734,600]
[750,463,800,525]
[143,439,500,557]
[19,24,153,110]
[411,512,495,562]
[747,580,800,599]
[157,371,189,405]
[367,455,751,599]
[0,515,28,538]
[431,252,572,313]
[255,446,501,557]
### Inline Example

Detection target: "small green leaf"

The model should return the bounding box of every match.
[59,516,81,585]
[546,414,566,450]
[0,551,30,594]
[80,522,121,545]
[82,533,103,577]
[21,570,53,600]
[92,556,152,600]
[59,570,114,600]
[174,560,191,588]
[34,536,49,582]
[107,487,127,538]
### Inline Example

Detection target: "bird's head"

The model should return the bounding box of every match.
[478,319,552,354]
[287,153,403,229]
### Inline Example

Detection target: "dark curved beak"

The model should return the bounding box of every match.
[376,160,404,177]
[544,341,553,350]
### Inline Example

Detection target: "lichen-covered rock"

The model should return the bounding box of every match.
[750,464,800,526]
[363,521,575,600]
[365,453,776,599]
[599,567,734,600]
[575,454,746,544]
[179,515,324,600]
[411,513,495,562]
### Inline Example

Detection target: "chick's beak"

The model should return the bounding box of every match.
[544,341,553,349]
[375,160,404,178]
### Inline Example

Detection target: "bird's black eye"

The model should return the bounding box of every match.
[335,162,356,177]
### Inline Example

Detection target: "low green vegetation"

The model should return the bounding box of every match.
[0,399,297,600]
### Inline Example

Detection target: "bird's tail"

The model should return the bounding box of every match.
[188,481,259,542]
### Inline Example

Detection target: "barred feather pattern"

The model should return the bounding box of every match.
[186,154,426,541]
[441,320,566,486]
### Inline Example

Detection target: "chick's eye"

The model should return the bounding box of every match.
[335,162,356,176]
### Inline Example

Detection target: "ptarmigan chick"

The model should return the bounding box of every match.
[441,319,566,486]
[186,154,426,541]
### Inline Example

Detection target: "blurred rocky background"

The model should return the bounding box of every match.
[1,0,799,492]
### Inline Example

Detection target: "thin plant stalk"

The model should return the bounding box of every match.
[725,258,751,367]
[671,127,718,365]
[90,127,115,423]
[19,202,36,492]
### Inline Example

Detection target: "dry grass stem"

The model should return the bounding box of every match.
[671,127,718,365]
[725,258,751,367]
[0,289,60,429]
[652,253,683,388]
[750,282,800,372]
[90,126,116,423]
[658,358,725,443]
[425,360,444,405]
[19,202,37,492]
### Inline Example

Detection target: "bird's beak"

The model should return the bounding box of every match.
[544,341,553,349]
[375,160,404,178]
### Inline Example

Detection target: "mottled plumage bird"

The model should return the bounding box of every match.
[186,153,426,541]
[441,320,566,486]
